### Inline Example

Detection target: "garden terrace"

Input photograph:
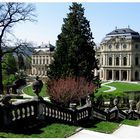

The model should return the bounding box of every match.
[0,96,140,132]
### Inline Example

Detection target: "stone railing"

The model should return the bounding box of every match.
[0,97,140,129]
[0,100,38,128]
[0,98,91,128]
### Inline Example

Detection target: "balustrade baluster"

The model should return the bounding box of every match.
[27,107,30,116]
[12,110,16,121]
[24,107,27,118]
[55,110,57,118]
[17,109,20,119]
[45,107,48,116]
[31,105,34,115]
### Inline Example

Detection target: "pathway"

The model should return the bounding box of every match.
[69,124,140,139]
[20,84,50,102]
[101,81,116,92]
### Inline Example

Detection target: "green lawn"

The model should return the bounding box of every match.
[121,119,140,126]
[107,82,140,92]
[97,85,110,93]
[23,84,47,97]
[87,121,120,134]
[0,123,78,138]
[95,82,140,99]
[0,120,139,137]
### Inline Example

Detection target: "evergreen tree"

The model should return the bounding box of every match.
[48,3,98,81]
[18,54,25,70]
[2,53,17,76]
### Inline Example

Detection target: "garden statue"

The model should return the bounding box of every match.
[128,100,136,113]
[113,97,119,106]
[86,95,92,106]
[32,76,43,96]
[110,97,119,112]
[136,101,140,113]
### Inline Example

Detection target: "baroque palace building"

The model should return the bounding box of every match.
[97,28,140,81]
[31,43,55,77]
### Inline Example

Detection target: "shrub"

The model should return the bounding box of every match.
[47,77,97,107]
[3,74,17,87]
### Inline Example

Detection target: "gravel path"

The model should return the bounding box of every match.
[69,124,140,139]
[101,81,116,92]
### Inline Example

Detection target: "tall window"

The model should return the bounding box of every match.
[40,56,42,64]
[36,56,38,64]
[116,44,119,49]
[135,57,139,66]
[109,57,112,65]
[33,59,35,64]
[135,71,139,80]
[123,57,127,66]
[43,56,45,64]
[109,45,112,49]
[135,44,139,49]
[46,59,49,64]
[116,57,119,65]
[102,57,103,65]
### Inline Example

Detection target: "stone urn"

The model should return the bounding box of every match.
[32,76,43,97]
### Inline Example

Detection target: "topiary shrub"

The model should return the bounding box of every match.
[47,77,97,107]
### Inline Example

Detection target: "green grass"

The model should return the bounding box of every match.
[87,121,120,134]
[0,123,78,138]
[95,82,140,100]
[23,84,47,97]
[121,119,140,126]
[97,85,110,93]
[108,82,140,92]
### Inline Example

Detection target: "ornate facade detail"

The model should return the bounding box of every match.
[96,28,140,81]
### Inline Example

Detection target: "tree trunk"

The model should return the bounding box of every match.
[0,48,3,94]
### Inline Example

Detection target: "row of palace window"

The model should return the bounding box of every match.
[32,67,48,75]
[108,44,127,49]
[108,57,127,66]
[107,57,139,66]
[32,58,49,65]
[107,44,139,49]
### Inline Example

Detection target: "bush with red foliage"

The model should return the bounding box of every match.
[47,77,97,107]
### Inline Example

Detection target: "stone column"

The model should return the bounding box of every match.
[130,54,132,66]
[128,54,130,66]
[127,70,129,81]
[112,70,114,80]
[119,55,121,66]
[104,69,107,80]
[127,55,129,66]
[105,54,106,66]
[112,54,115,66]
[35,56,37,65]
[129,70,131,81]
[119,70,122,81]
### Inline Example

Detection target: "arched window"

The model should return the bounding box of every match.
[135,44,139,49]
[123,57,127,66]
[135,57,139,66]
[109,57,112,65]
[40,56,42,64]
[123,44,127,49]
[116,44,119,49]
[135,71,139,80]
[109,45,112,49]
[116,57,119,65]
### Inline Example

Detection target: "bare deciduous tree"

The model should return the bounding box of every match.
[0,3,36,94]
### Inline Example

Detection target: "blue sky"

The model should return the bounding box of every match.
[13,2,140,46]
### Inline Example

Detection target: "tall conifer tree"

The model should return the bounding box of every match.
[48,3,98,81]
